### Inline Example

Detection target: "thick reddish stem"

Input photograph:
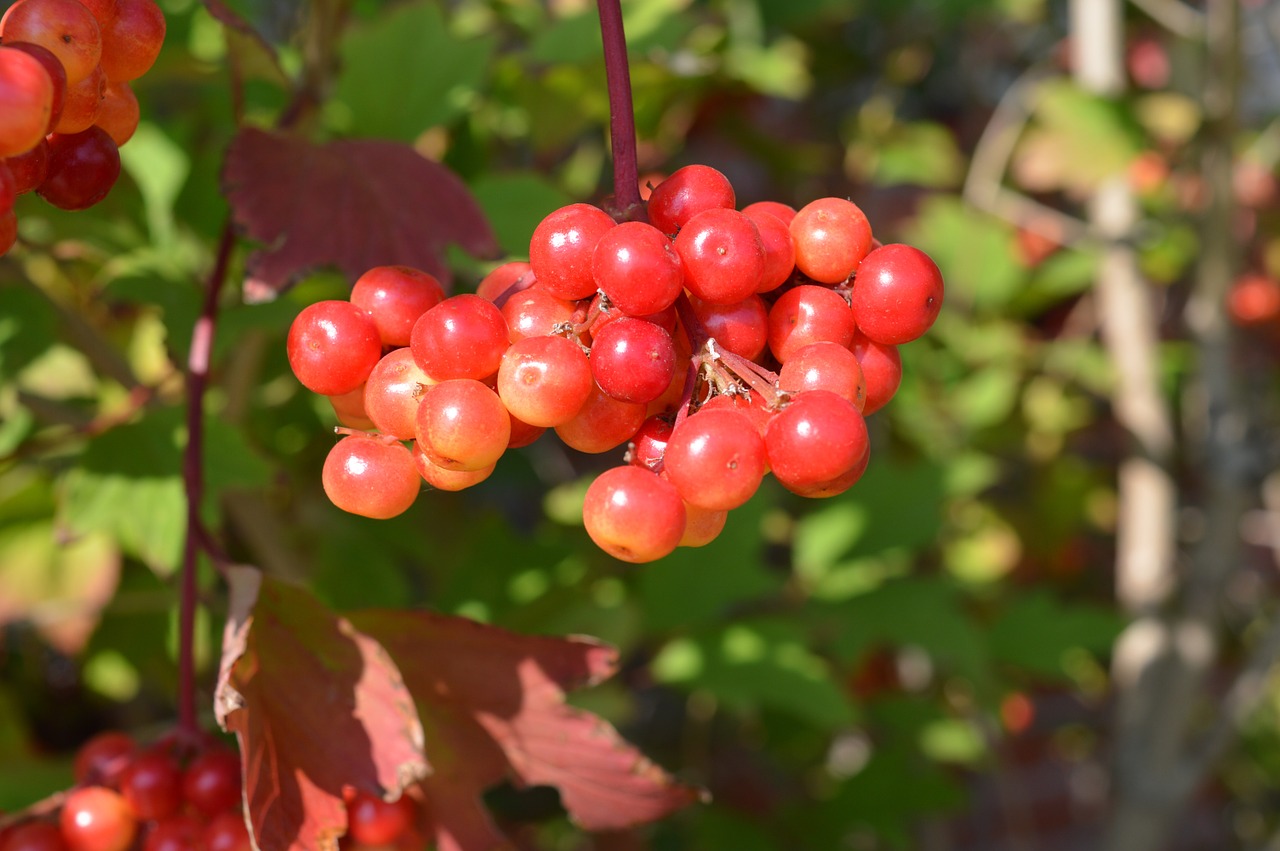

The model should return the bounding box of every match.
[597,0,642,220]
[178,220,235,738]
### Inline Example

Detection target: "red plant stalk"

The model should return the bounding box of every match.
[177,220,235,738]
[597,0,643,220]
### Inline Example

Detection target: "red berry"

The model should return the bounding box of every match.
[849,244,944,345]
[120,750,184,821]
[688,294,768,361]
[475,260,534,304]
[6,137,51,193]
[496,334,593,427]
[201,814,250,851]
[142,815,205,851]
[0,162,16,214]
[674,208,765,304]
[627,415,673,472]
[555,384,647,454]
[741,200,796,226]
[345,791,416,847]
[409,294,509,382]
[764,390,869,494]
[529,203,616,301]
[0,45,57,155]
[38,126,120,211]
[582,466,686,563]
[589,317,677,404]
[1,822,69,851]
[414,379,510,471]
[500,287,577,343]
[0,0,102,86]
[182,747,242,818]
[663,408,766,510]
[0,210,16,256]
[742,206,796,293]
[95,0,166,83]
[286,300,383,396]
[322,434,421,519]
[680,503,728,547]
[790,197,873,284]
[74,731,136,786]
[413,444,495,491]
[327,383,375,431]
[852,332,901,415]
[53,64,105,134]
[778,341,866,411]
[93,79,138,144]
[60,787,137,851]
[350,265,445,348]
[592,221,684,316]
[767,285,856,363]
[646,164,735,236]
[364,347,435,441]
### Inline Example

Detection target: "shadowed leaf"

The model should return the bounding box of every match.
[351,609,705,845]
[215,570,429,851]
[222,128,499,300]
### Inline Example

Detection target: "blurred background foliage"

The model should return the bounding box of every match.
[2,0,1279,847]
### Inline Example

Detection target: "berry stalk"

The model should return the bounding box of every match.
[178,219,235,738]
[596,0,642,220]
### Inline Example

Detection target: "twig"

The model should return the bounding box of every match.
[962,64,1092,247]
[0,790,68,830]
[177,219,237,738]
[596,0,643,221]
[1130,0,1206,38]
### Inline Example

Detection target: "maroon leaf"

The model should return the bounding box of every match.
[350,610,705,843]
[215,569,429,851]
[222,128,499,300]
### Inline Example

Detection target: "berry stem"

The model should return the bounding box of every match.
[178,219,236,738]
[674,293,712,350]
[596,0,642,220]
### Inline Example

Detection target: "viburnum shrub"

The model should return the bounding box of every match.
[2,0,947,846]
[288,179,944,562]
[0,0,165,254]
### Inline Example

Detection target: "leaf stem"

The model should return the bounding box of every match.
[178,219,236,738]
[596,0,642,220]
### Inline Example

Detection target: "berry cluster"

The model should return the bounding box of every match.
[0,732,247,851]
[287,165,943,563]
[0,0,165,255]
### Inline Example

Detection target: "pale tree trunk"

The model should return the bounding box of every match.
[1084,0,1250,847]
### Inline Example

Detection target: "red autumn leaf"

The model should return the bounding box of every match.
[222,128,499,300]
[349,609,705,848]
[215,569,429,851]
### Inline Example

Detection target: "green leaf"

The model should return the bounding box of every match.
[639,495,783,631]
[859,121,964,189]
[652,619,856,729]
[792,457,947,597]
[828,577,989,687]
[470,173,573,257]
[118,123,190,246]
[333,2,495,140]
[789,749,964,846]
[0,285,59,383]
[987,592,1122,679]
[61,417,186,574]
[1014,80,1145,191]
[60,408,268,575]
